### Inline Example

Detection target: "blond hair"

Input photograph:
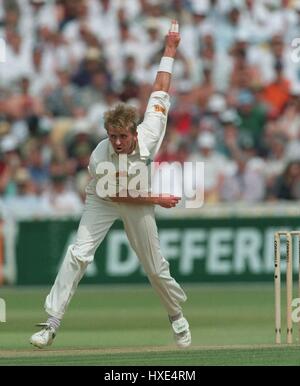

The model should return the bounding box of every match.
[104,104,139,134]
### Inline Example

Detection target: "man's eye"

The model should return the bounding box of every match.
[110,135,116,139]
[121,135,127,139]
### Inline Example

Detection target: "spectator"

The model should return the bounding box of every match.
[28,45,57,97]
[270,160,300,200]
[192,31,231,92]
[260,61,290,118]
[79,71,107,109]
[229,45,262,90]
[0,28,32,86]
[118,56,141,102]
[45,69,81,116]
[221,152,266,202]
[3,167,46,220]
[236,88,267,151]
[263,133,287,198]
[188,131,227,203]
[0,135,22,197]
[40,163,83,217]
[65,118,97,173]
[25,145,49,194]
[71,47,110,88]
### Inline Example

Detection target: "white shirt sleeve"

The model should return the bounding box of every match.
[88,153,97,178]
[137,91,170,160]
[88,139,109,178]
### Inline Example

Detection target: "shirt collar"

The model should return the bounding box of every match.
[108,141,115,156]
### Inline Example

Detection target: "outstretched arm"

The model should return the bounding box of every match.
[152,20,181,93]
[111,192,181,208]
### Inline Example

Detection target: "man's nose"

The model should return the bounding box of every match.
[115,138,121,145]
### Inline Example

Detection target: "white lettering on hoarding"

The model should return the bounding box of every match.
[207,229,233,274]
[60,226,300,278]
[233,229,262,273]
[107,232,139,276]
[180,230,206,275]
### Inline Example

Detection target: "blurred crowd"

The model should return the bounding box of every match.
[1,0,300,219]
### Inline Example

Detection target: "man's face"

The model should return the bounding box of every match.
[108,127,137,154]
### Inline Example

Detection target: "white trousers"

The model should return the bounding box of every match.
[45,194,187,319]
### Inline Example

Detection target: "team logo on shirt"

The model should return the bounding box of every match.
[154,104,166,115]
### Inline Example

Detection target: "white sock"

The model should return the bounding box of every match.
[47,316,61,330]
[169,313,183,323]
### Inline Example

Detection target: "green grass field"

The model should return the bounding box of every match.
[0,284,299,366]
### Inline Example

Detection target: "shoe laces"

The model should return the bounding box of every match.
[36,323,55,337]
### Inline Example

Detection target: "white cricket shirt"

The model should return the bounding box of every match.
[86,91,170,197]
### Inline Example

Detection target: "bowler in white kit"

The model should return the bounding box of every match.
[30,20,191,350]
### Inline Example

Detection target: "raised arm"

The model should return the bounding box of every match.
[152,20,181,93]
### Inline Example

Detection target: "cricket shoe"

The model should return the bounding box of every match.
[171,317,191,349]
[30,323,56,349]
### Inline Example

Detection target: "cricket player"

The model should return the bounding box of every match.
[30,20,191,349]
